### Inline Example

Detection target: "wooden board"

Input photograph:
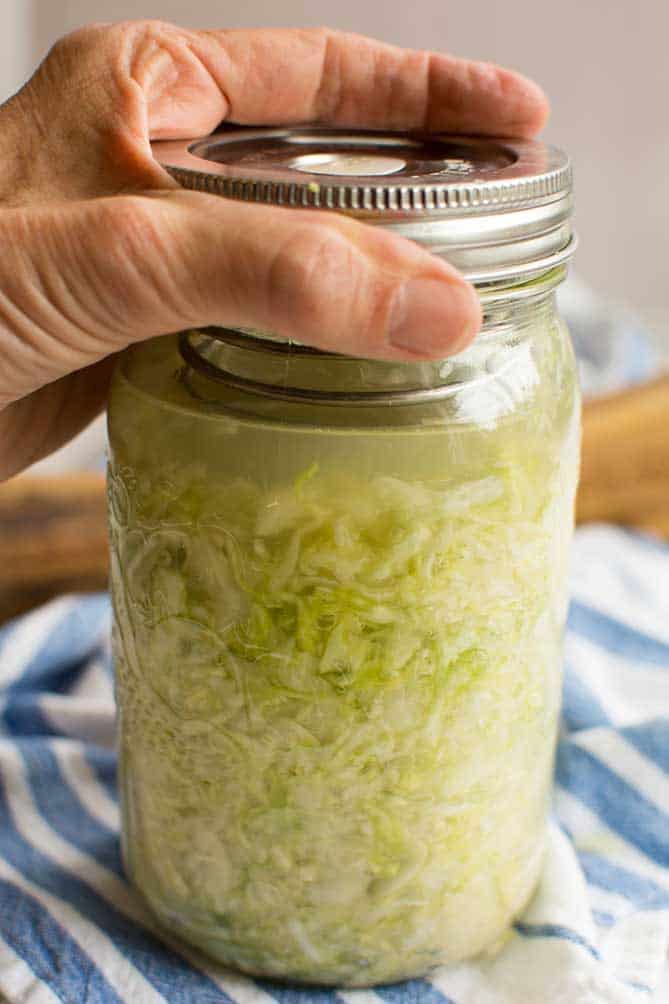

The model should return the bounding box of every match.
[1,376,668,623]
[0,472,109,623]
[577,376,669,536]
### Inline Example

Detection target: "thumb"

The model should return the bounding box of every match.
[0,190,481,407]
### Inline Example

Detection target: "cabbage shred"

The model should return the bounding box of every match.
[109,330,579,986]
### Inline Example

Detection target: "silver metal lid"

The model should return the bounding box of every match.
[152,128,574,284]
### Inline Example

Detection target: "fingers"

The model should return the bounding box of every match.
[148,26,549,138]
[0,22,548,203]
[0,191,481,407]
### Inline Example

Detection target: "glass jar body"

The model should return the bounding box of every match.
[107,288,580,986]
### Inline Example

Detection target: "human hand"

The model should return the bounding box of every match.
[0,22,548,479]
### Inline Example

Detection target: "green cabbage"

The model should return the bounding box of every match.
[108,330,579,986]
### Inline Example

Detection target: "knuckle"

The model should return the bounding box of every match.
[311,29,344,121]
[116,19,185,54]
[44,23,124,77]
[267,217,383,344]
[311,25,346,45]
[48,19,174,56]
[33,24,123,115]
[47,24,107,59]
[268,221,354,317]
[310,25,338,47]
[42,19,180,89]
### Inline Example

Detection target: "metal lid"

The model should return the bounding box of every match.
[152,128,574,284]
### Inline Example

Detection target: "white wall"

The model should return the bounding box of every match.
[0,0,34,101]
[19,0,669,326]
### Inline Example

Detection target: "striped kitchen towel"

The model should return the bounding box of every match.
[0,524,668,1004]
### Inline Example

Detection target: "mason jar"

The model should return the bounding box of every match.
[107,129,580,987]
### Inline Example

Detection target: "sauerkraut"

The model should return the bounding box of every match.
[108,326,579,986]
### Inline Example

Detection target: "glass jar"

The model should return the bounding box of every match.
[107,130,580,987]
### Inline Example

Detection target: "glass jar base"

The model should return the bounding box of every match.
[130,860,543,989]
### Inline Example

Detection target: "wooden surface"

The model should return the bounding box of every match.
[0,376,668,623]
[0,472,109,623]
[577,376,669,536]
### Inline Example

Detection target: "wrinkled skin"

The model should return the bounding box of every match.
[0,21,548,479]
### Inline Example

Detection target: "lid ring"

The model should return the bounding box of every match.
[179,331,472,406]
[152,128,575,285]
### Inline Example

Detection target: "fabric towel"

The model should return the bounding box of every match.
[0,525,668,1003]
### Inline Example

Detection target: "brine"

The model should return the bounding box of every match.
[108,305,579,986]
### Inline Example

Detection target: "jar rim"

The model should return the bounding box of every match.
[178,267,566,407]
[151,128,575,284]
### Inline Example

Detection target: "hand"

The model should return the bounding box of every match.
[0,22,548,479]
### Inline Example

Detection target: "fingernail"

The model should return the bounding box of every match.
[388,278,480,356]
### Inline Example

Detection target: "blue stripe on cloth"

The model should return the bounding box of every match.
[2,695,58,738]
[254,978,455,1004]
[555,743,669,868]
[6,595,111,696]
[0,772,235,1003]
[514,921,600,959]
[18,740,122,876]
[555,818,575,843]
[621,720,669,775]
[257,984,338,1004]
[255,975,455,1004]
[0,876,124,1004]
[0,875,125,1004]
[577,850,669,909]
[592,910,616,928]
[561,662,612,733]
[375,980,456,1004]
[85,747,119,805]
[567,601,669,667]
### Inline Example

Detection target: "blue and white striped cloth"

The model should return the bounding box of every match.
[1,525,669,1003]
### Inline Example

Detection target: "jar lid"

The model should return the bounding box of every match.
[152,128,575,284]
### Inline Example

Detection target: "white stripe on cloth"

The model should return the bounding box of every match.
[564,634,669,728]
[339,991,388,1004]
[0,855,169,1004]
[429,936,642,1004]
[599,910,669,994]
[0,935,62,1004]
[589,884,646,926]
[571,526,669,642]
[36,694,115,747]
[71,657,115,705]
[51,740,120,832]
[0,597,77,689]
[571,731,669,816]
[201,973,278,1004]
[555,787,669,892]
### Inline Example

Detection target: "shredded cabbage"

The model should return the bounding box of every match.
[109,331,579,986]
